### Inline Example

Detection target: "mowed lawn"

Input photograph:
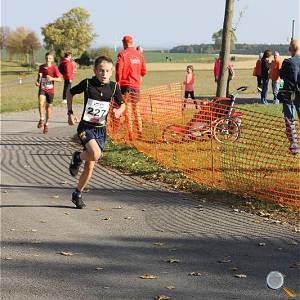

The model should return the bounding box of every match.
[1,58,266,113]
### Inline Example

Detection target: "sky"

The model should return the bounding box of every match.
[1,0,300,49]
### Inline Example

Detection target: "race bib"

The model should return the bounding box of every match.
[41,78,53,90]
[83,98,110,125]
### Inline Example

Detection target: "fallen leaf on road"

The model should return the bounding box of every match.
[189,272,202,276]
[141,209,146,211]
[293,227,300,233]
[140,274,158,279]
[31,229,37,232]
[156,295,170,300]
[3,257,12,260]
[102,217,111,221]
[124,216,133,220]
[60,181,68,185]
[59,251,75,256]
[40,220,47,223]
[289,262,300,269]
[258,242,266,247]
[3,190,8,193]
[154,242,165,246]
[10,228,15,231]
[95,208,104,211]
[283,287,297,298]
[218,259,231,263]
[64,212,70,215]
[95,267,104,270]
[288,241,298,245]
[166,258,180,264]
[253,220,261,224]
[166,286,175,290]
[51,195,59,199]
[235,274,247,278]
[112,206,122,209]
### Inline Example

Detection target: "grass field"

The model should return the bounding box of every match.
[1,58,277,114]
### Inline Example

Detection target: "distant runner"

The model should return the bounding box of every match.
[67,56,125,209]
[35,52,62,134]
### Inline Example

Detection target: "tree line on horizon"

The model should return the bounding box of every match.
[169,43,290,56]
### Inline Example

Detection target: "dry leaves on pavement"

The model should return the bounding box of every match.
[235,274,247,278]
[139,274,159,279]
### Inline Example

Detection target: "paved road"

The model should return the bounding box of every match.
[1,107,299,300]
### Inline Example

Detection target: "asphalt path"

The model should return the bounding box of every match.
[1,107,299,300]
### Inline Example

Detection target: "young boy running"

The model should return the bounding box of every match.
[67,56,125,209]
[35,52,62,134]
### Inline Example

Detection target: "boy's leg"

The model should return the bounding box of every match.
[37,94,46,128]
[43,94,54,134]
[70,139,102,208]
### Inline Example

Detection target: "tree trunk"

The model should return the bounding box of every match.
[216,0,234,97]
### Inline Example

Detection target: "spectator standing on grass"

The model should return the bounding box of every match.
[278,39,300,155]
[60,52,75,104]
[183,65,198,110]
[253,52,263,92]
[214,53,221,83]
[260,49,272,104]
[269,51,282,104]
[35,52,62,134]
[115,35,147,141]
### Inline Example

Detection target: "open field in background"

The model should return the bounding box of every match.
[1,59,276,114]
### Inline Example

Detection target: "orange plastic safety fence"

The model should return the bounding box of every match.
[107,83,300,208]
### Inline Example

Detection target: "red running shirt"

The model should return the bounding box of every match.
[38,64,61,94]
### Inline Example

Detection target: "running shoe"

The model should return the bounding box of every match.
[37,119,44,128]
[257,87,262,93]
[62,99,67,104]
[69,151,82,177]
[72,190,86,209]
[43,124,48,134]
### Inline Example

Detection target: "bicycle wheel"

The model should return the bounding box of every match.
[162,125,183,143]
[213,118,240,143]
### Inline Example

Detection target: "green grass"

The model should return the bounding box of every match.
[101,137,299,225]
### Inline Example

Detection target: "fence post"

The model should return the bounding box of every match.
[210,103,215,185]
[149,95,158,161]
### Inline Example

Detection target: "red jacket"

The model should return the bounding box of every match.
[61,57,74,81]
[116,47,146,90]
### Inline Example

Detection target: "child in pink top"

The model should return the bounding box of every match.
[183,65,198,110]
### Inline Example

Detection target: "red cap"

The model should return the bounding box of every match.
[122,35,133,45]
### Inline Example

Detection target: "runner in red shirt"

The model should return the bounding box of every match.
[60,52,75,104]
[115,35,146,141]
[35,52,62,133]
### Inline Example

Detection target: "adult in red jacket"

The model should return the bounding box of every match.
[115,35,146,140]
[61,52,75,103]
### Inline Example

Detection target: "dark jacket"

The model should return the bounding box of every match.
[279,55,300,93]
[261,58,270,80]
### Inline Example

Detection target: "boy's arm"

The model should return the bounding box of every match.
[112,84,126,118]
[115,53,123,83]
[66,79,87,125]
[35,72,42,86]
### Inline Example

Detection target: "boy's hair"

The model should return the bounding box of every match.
[94,56,113,68]
[187,65,194,71]
[64,52,72,57]
[45,51,54,58]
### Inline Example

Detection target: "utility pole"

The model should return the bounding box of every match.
[216,0,234,97]
[291,19,295,41]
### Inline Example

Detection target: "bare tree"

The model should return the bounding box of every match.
[0,26,10,49]
[216,0,235,97]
